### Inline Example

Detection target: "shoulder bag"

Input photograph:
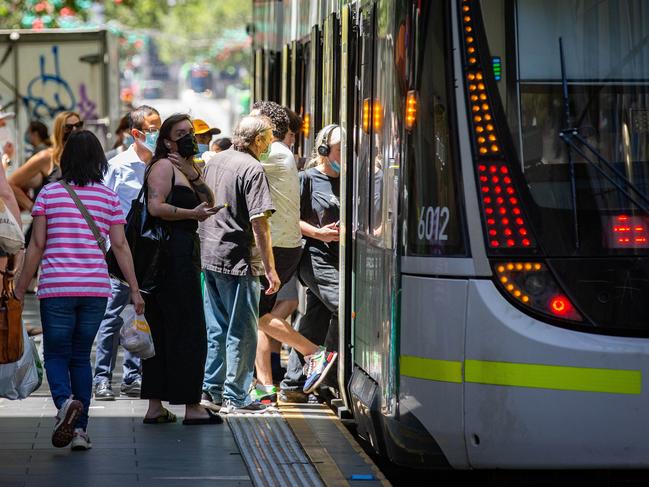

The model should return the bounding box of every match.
[0,198,24,255]
[0,256,23,364]
[106,163,172,294]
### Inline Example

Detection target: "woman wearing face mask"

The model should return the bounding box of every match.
[141,113,221,425]
[280,124,343,398]
[10,112,83,212]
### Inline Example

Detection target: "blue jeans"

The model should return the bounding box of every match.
[93,279,141,386]
[202,270,260,407]
[40,296,107,430]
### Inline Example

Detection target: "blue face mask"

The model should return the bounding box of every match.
[197,143,209,155]
[140,130,158,154]
[329,160,340,173]
[123,133,135,148]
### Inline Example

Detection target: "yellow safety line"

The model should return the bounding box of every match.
[400,356,642,395]
[330,416,392,487]
[281,404,349,487]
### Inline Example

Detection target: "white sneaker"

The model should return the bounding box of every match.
[222,399,273,415]
[52,398,83,448]
[71,428,92,451]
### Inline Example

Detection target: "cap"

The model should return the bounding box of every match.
[0,111,15,121]
[192,119,221,136]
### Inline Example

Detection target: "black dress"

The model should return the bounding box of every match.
[141,185,207,404]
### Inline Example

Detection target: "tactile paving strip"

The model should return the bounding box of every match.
[227,412,325,487]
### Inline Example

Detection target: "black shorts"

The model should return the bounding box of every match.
[259,246,302,316]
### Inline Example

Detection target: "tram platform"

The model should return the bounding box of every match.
[0,296,389,487]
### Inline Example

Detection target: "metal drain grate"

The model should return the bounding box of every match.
[227,412,324,487]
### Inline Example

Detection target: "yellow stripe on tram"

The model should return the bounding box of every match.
[400,355,463,383]
[465,360,642,395]
[400,356,642,395]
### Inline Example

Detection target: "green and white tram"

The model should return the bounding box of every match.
[251,0,649,469]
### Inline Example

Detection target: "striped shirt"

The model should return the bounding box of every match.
[32,182,126,299]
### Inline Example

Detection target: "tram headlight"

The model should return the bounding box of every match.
[523,273,546,296]
[494,262,583,322]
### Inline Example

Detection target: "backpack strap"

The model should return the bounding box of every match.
[60,181,107,257]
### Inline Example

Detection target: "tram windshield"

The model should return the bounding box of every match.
[481,0,649,255]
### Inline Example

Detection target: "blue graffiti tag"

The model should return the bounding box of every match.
[77,83,98,120]
[22,46,76,120]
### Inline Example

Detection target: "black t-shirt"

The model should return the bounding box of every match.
[199,148,275,276]
[300,167,340,261]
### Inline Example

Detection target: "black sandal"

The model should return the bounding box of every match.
[182,409,223,425]
[143,408,177,424]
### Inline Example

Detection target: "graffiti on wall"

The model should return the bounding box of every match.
[22,45,99,122]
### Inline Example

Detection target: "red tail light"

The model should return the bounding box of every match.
[478,164,535,249]
[549,295,576,318]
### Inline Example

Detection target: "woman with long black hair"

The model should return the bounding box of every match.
[141,113,221,425]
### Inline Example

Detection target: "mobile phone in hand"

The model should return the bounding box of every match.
[207,203,229,214]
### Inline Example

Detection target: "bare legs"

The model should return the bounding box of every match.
[255,305,318,386]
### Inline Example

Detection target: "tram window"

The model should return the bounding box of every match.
[480,0,649,256]
[300,41,312,160]
[355,7,375,234]
[254,49,263,103]
[263,50,281,102]
[405,0,466,256]
[370,61,395,242]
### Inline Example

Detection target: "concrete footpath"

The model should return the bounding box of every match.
[0,295,251,487]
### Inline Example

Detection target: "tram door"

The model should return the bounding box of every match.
[349,3,401,413]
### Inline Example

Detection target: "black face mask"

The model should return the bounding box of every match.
[173,133,198,158]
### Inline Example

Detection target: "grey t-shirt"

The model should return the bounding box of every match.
[300,167,340,263]
[199,148,275,276]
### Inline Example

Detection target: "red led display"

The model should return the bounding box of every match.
[477,163,535,249]
[606,214,649,249]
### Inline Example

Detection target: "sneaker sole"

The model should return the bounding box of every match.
[121,392,141,398]
[252,394,278,407]
[228,405,277,415]
[71,441,92,451]
[230,408,274,415]
[200,399,222,413]
[303,352,338,394]
[93,395,116,401]
[52,401,83,448]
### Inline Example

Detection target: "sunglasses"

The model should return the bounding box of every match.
[64,121,84,132]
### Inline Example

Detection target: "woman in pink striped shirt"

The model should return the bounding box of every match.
[15,130,144,451]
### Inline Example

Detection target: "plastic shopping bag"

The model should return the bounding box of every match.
[0,324,42,399]
[119,305,155,359]
[0,197,24,254]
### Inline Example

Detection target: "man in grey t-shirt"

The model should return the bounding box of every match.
[199,115,280,414]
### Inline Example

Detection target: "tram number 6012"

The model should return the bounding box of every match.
[417,206,449,242]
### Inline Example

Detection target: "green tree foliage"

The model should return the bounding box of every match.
[0,0,251,71]
[155,0,251,67]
